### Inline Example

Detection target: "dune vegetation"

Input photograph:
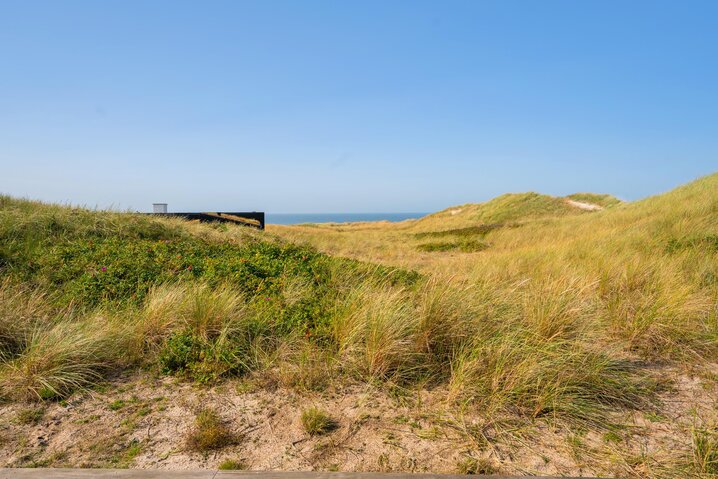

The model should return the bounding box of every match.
[1,173,717,476]
[269,173,718,476]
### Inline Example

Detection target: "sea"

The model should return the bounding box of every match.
[266,213,427,225]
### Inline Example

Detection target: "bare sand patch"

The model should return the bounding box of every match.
[2,365,715,477]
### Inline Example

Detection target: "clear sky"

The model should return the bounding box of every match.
[1,0,716,213]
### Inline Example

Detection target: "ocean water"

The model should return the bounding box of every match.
[266,212,427,225]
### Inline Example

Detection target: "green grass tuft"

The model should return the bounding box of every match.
[15,406,45,425]
[457,457,497,475]
[186,408,236,452]
[692,424,718,475]
[218,459,248,470]
[301,407,336,436]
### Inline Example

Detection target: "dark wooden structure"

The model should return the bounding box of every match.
[153,211,265,230]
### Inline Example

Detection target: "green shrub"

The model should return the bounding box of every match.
[0,198,328,314]
[159,331,202,375]
[34,237,324,308]
[158,331,246,383]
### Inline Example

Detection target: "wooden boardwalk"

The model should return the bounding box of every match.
[0,470,591,479]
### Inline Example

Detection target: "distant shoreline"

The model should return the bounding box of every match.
[266,212,427,225]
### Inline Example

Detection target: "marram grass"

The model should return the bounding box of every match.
[1,174,717,439]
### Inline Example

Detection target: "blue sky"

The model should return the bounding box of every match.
[1,0,716,213]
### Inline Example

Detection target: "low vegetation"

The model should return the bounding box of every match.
[15,406,44,425]
[1,173,717,476]
[692,424,718,476]
[457,457,498,475]
[300,407,336,436]
[218,459,247,470]
[186,408,236,452]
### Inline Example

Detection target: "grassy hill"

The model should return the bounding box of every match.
[267,173,718,475]
[0,197,421,398]
[1,175,717,475]
[1,195,642,421]
[410,191,622,232]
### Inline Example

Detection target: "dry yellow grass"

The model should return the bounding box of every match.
[267,173,718,475]
[270,173,718,365]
